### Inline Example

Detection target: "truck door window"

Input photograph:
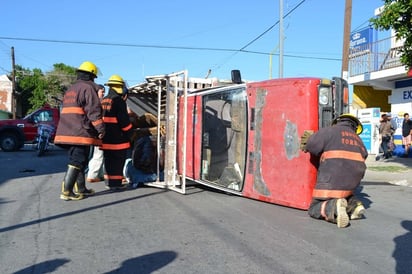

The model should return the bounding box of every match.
[201,88,247,191]
[36,110,53,122]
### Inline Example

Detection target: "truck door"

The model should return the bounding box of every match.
[143,71,189,194]
[23,108,55,142]
[199,86,248,192]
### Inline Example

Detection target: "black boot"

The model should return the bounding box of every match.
[322,198,349,228]
[60,165,84,201]
[347,195,365,220]
[335,198,349,228]
[74,172,95,196]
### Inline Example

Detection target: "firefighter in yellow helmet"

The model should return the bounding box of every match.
[332,114,363,135]
[101,74,133,190]
[300,113,368,228]
[54,61,105,201]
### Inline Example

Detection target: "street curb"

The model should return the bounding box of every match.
[363,155,412,187]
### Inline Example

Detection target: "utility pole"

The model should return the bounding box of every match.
[341,0,352,80]
[11,47,16,119]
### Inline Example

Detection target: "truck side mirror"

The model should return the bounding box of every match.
[231,70,242,84]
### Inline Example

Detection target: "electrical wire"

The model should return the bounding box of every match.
[239,0,306,51]
[0,32,340,62]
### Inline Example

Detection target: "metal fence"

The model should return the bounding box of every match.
[349,36,403,77]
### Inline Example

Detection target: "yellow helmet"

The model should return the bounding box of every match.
[105,74,127,95]
[77,61,99,77]
[105,74,124,86]
[332,114,363,135]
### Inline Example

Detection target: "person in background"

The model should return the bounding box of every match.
[124,112,165,188]
[401,113,412,157]
[101,75,133,191]
[387,113,397,156]
[300,114,368,228]
[388,113,398,133]
[86,84,106,182]
[54,61,105,201]
[379,113,394,160]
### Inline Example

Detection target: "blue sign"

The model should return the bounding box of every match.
[359,123,372,152]
[350,27,373,49]
[372,108,380,118]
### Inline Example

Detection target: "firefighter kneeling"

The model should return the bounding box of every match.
[300,114,368,228]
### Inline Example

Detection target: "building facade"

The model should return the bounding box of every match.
[348,6,412,155]
[0,74,12,118]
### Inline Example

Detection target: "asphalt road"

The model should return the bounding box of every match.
[1,146,412,274]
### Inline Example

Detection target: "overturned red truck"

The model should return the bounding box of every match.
[127,70,349,210]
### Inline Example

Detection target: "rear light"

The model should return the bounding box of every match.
[343,86,349,106]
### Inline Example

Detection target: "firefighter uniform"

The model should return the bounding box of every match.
[101,75,133,189]
[303,114,368,228]
[54,61,105,201]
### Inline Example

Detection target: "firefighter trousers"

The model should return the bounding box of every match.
[67,145,90,172]
[308,195,363,223]
[103,148,127,187]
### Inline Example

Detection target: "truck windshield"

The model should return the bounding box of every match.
[201,87,247,191]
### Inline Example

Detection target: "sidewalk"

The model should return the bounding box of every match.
[363,154,412,187]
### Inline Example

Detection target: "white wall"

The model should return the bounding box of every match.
[0,75,12,112]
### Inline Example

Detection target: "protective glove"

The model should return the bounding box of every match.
[98,131,105,140]
[300,130,314,152]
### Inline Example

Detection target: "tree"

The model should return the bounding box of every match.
[50,63,76,90]
[370,0,412,68]
[15,66,43,116]
[15,63,76,115]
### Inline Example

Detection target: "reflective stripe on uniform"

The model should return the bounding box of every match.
[101,142,130,150]
[61,107,85,114]
[54,135,102,146]
[122,123,132,131]
[103,117,118,123]
[104,174,124,180]
[321,150,365,162]
[92,119,104,127]
[312,189,353,199]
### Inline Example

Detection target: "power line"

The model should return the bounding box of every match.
[0,36,241,52]
[0,36,340,62]
[352,19,372,32]
[239,0,306,51]
[211,0,308,74]
[0,65,10,74]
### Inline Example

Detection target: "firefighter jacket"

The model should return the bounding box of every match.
[305,120,368,199]
[101,90,133,150]
[54,80,105,146]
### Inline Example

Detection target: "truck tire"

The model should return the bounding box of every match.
[0,133,19,152]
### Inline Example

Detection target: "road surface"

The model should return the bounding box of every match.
[0,146,411,273]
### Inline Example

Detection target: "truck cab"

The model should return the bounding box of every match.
[127,70,348,210]
[0,104,60,152]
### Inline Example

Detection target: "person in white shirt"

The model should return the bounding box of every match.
[86,84,106,182]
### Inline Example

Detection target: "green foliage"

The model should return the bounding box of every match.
[370,0,412,68]
[51,63,76,89]
[15,66,43,115]
[15,63,77,115]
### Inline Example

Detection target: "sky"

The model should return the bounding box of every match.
[0,0,386,87]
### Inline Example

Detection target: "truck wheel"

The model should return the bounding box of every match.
[0,133,19,152]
